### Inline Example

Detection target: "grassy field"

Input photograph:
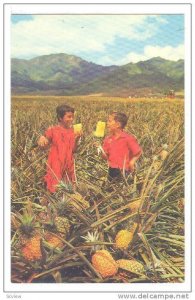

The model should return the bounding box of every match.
[11,95,184,283]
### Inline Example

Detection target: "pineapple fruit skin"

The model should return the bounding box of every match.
[20,234,42,261]
[115,230,133,250]
[117,259,145,275]
[160,150,168,160]
[127,200,141,213]
[92,250,118,278]
[55,216,70,237]
[115,223,137,250]
[44,231,64,249]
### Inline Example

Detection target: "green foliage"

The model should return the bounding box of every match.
[11,54,184,96]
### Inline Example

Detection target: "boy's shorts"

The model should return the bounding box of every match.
[108,167,130,182]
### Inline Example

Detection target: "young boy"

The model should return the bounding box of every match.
[101,112,142,181]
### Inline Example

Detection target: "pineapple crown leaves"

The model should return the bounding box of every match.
[81,230,102,252]
[51,193,72,215]
[56,181,74,194]
[16,210,41,236]
[56,200,70,216]
[162,143,168,150]
[81,230,100,243]
[43,216,57,232]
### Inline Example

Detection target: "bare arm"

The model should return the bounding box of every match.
[93,141,108,159]
[73,131,83,152]
[129,151,142,172]
[100,147,108,160]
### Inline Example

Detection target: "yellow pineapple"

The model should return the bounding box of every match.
[115,223,138,250]
[91,250,118,278]
[17,210,42,262]
[117,259,145,275]
[159,144,169,160]
[127,199,141,213]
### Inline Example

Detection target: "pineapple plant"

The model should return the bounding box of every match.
[91,249,118,278]
[43,218,67,250]
[16,210,42,262]
[115,222,138,250]
[43,201,70,248]
[42,206,70,249]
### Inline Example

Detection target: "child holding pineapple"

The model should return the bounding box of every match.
[38,104,82,193]
[97,112,142,181]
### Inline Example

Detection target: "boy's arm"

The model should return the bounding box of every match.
[127,135,142,172]
[73,131,83,152]
[129,151,142,172]
[99,145,108,160]
[93,141,108,159]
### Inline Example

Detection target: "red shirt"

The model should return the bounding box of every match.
[44,125,76,193]
[103,131,142,170]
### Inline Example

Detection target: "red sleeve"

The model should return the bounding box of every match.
[44,127,53,141]
[127,135,142,156]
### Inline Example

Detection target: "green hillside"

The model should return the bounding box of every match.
[11,54,184,96]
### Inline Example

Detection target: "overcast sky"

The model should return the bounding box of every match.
[11,14,184,65]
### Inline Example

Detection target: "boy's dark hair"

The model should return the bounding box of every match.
[111,112,128,129]
[56,104,74,121]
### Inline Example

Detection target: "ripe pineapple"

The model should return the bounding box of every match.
[127,199,141,213]
[115,223,138,250]
[17,211,42,262]
[117,259,145,275]
[159,144,169,160]
[21,235,42,261]
[91,249,118,278]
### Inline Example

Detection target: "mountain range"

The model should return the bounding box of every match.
[11,53,184,97]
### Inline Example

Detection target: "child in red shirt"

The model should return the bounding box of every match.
[101,112,142,181]
[38,104,82,193]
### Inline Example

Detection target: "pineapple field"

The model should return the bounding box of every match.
[11,95,185,284]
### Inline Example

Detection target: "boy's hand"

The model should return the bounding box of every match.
[74,129,83,140]
[38,136,49,147]
[129,159,136,172]
[129,152,142,172]
[93,142,107,158]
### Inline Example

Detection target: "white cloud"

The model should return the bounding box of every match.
[11,15,165,59]
[115,44,184,65]
[144,44,184,61]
